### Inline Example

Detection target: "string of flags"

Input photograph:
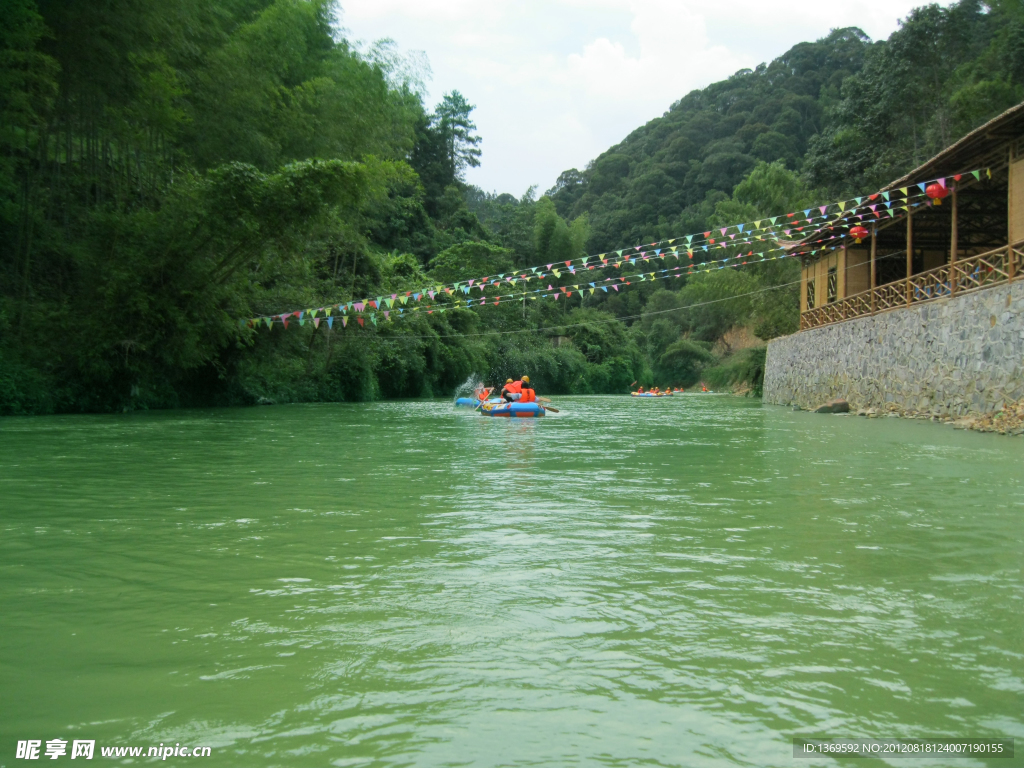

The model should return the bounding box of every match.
[243,168,991,330]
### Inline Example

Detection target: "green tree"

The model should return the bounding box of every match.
[411,89,482,214]
[428,242,513,283]
[436,90,482,181]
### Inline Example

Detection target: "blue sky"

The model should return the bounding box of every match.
[339,0,955,197]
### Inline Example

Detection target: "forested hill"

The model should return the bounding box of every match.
[2,0,1023,415]
[547,27,868,251]
[549,0,1024,253]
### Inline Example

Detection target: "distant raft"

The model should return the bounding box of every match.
[478,401,545,418]
[631,392,670,397]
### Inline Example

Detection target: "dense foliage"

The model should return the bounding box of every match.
[1,0,1020,414]
[805,0,1024,194]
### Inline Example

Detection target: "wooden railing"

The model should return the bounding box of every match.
[801,242,1021,331]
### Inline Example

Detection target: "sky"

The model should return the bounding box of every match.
[339,0,955,198]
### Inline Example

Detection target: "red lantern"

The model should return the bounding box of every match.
[926,182,949,205]
[850,225,869,243]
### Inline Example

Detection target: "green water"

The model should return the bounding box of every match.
[1,397,1022,767]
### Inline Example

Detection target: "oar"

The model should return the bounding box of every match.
[536,397,559,413]
[543,405,559,413]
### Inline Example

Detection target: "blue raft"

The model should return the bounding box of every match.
[478,401,545,418]
[455,397,504,408]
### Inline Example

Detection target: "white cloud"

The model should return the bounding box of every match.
[339,0,956,197]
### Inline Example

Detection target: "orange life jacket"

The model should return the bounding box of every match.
[505,380,523,394]
[519,387,536,403]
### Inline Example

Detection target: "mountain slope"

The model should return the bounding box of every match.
[551,1,1024,254]
[548,28,870,251]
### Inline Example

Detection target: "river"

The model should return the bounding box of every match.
[1,397,1021,766]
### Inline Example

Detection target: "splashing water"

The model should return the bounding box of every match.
[452,374,484,403]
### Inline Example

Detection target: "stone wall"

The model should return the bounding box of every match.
[764,281,1024,417]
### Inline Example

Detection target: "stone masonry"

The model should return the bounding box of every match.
[764,281,1024,417]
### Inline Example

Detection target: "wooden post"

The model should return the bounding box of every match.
[950,183,958,295]
[870,226,877,314]
[1010,145,1017,282]
[906,211,913,306]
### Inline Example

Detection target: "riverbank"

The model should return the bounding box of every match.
[790,395,1024,436]
[764,281,1024,422]
[841,396,1024,436]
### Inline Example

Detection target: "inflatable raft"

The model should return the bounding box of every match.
[478,401,545,418]
[455,387,506,408]
[631,392,670,397]
[455,397,504,408]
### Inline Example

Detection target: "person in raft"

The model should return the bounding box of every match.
[518,376,537,404]
[501,378,522,402]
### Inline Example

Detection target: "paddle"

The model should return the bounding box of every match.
[543,406,559,413]
[535,397,559,413]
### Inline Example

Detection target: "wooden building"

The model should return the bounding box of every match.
[795,102,1024,330]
